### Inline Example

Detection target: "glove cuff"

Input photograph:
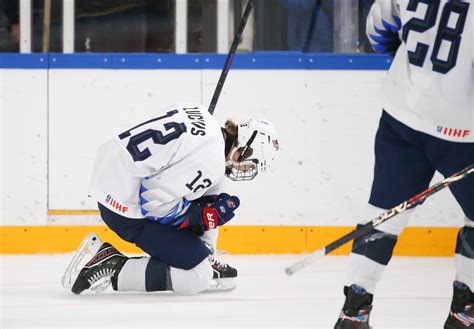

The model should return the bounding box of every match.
[202,208,219,230]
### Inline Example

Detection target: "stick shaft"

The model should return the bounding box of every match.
[208,1,253,115]
[285,164,474,276]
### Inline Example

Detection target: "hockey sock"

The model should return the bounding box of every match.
[114,257,171,292]
[352,224,398,265]
[169,258,213,295]
[454,225,474,292]
[346,224,398,293]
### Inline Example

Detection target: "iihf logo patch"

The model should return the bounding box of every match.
[436,126,470,138]
[104,194,128,213]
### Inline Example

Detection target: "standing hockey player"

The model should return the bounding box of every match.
[62,103,279,296]
[335,0,473,328]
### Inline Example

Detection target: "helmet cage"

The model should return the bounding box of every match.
[225,130,259,181]
[225,159,259,181]
[225,119,278,181]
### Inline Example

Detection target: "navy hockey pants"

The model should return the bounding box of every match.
[369,110,474,220]
[350,110,474,278]
[98,203,211,270]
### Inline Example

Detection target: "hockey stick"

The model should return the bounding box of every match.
[285,163,474,276]
[208,0,254,115]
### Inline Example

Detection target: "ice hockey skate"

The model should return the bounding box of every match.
[62,233,128,294]
[62,233,103,290]
[334,284,373,329]
[206,257,238,292]
[444,281,474,329]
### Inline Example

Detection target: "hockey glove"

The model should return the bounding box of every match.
[177,193,240,236]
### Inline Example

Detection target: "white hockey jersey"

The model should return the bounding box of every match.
[367,0,473,142]
[89,104,226,219]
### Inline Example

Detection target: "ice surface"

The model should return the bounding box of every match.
[1,254,455,328]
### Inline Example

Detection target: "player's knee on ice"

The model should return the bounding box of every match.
[170,258,213,295]
[116,256,213,295]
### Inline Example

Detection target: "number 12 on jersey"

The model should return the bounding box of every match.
[119,110,187,162]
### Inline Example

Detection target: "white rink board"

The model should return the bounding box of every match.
[0,69,48,225]
[0,68,463,226]
[48,69,202,211]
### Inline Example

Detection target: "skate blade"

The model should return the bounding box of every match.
[204,277,237,293]
[61,233,103,289]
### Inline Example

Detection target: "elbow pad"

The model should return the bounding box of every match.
[139,182,191,223]
[366,0,402,54]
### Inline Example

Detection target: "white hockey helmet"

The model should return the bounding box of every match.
[226,118,279,181]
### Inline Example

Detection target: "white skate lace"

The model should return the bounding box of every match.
[338,310,369,323]
[87,268,115,293]
[211,258,228,271]
[452,304,474,327]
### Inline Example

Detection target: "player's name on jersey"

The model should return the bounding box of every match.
[183,106,207,136]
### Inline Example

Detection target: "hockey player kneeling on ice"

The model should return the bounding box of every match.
[62,103,279,295]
